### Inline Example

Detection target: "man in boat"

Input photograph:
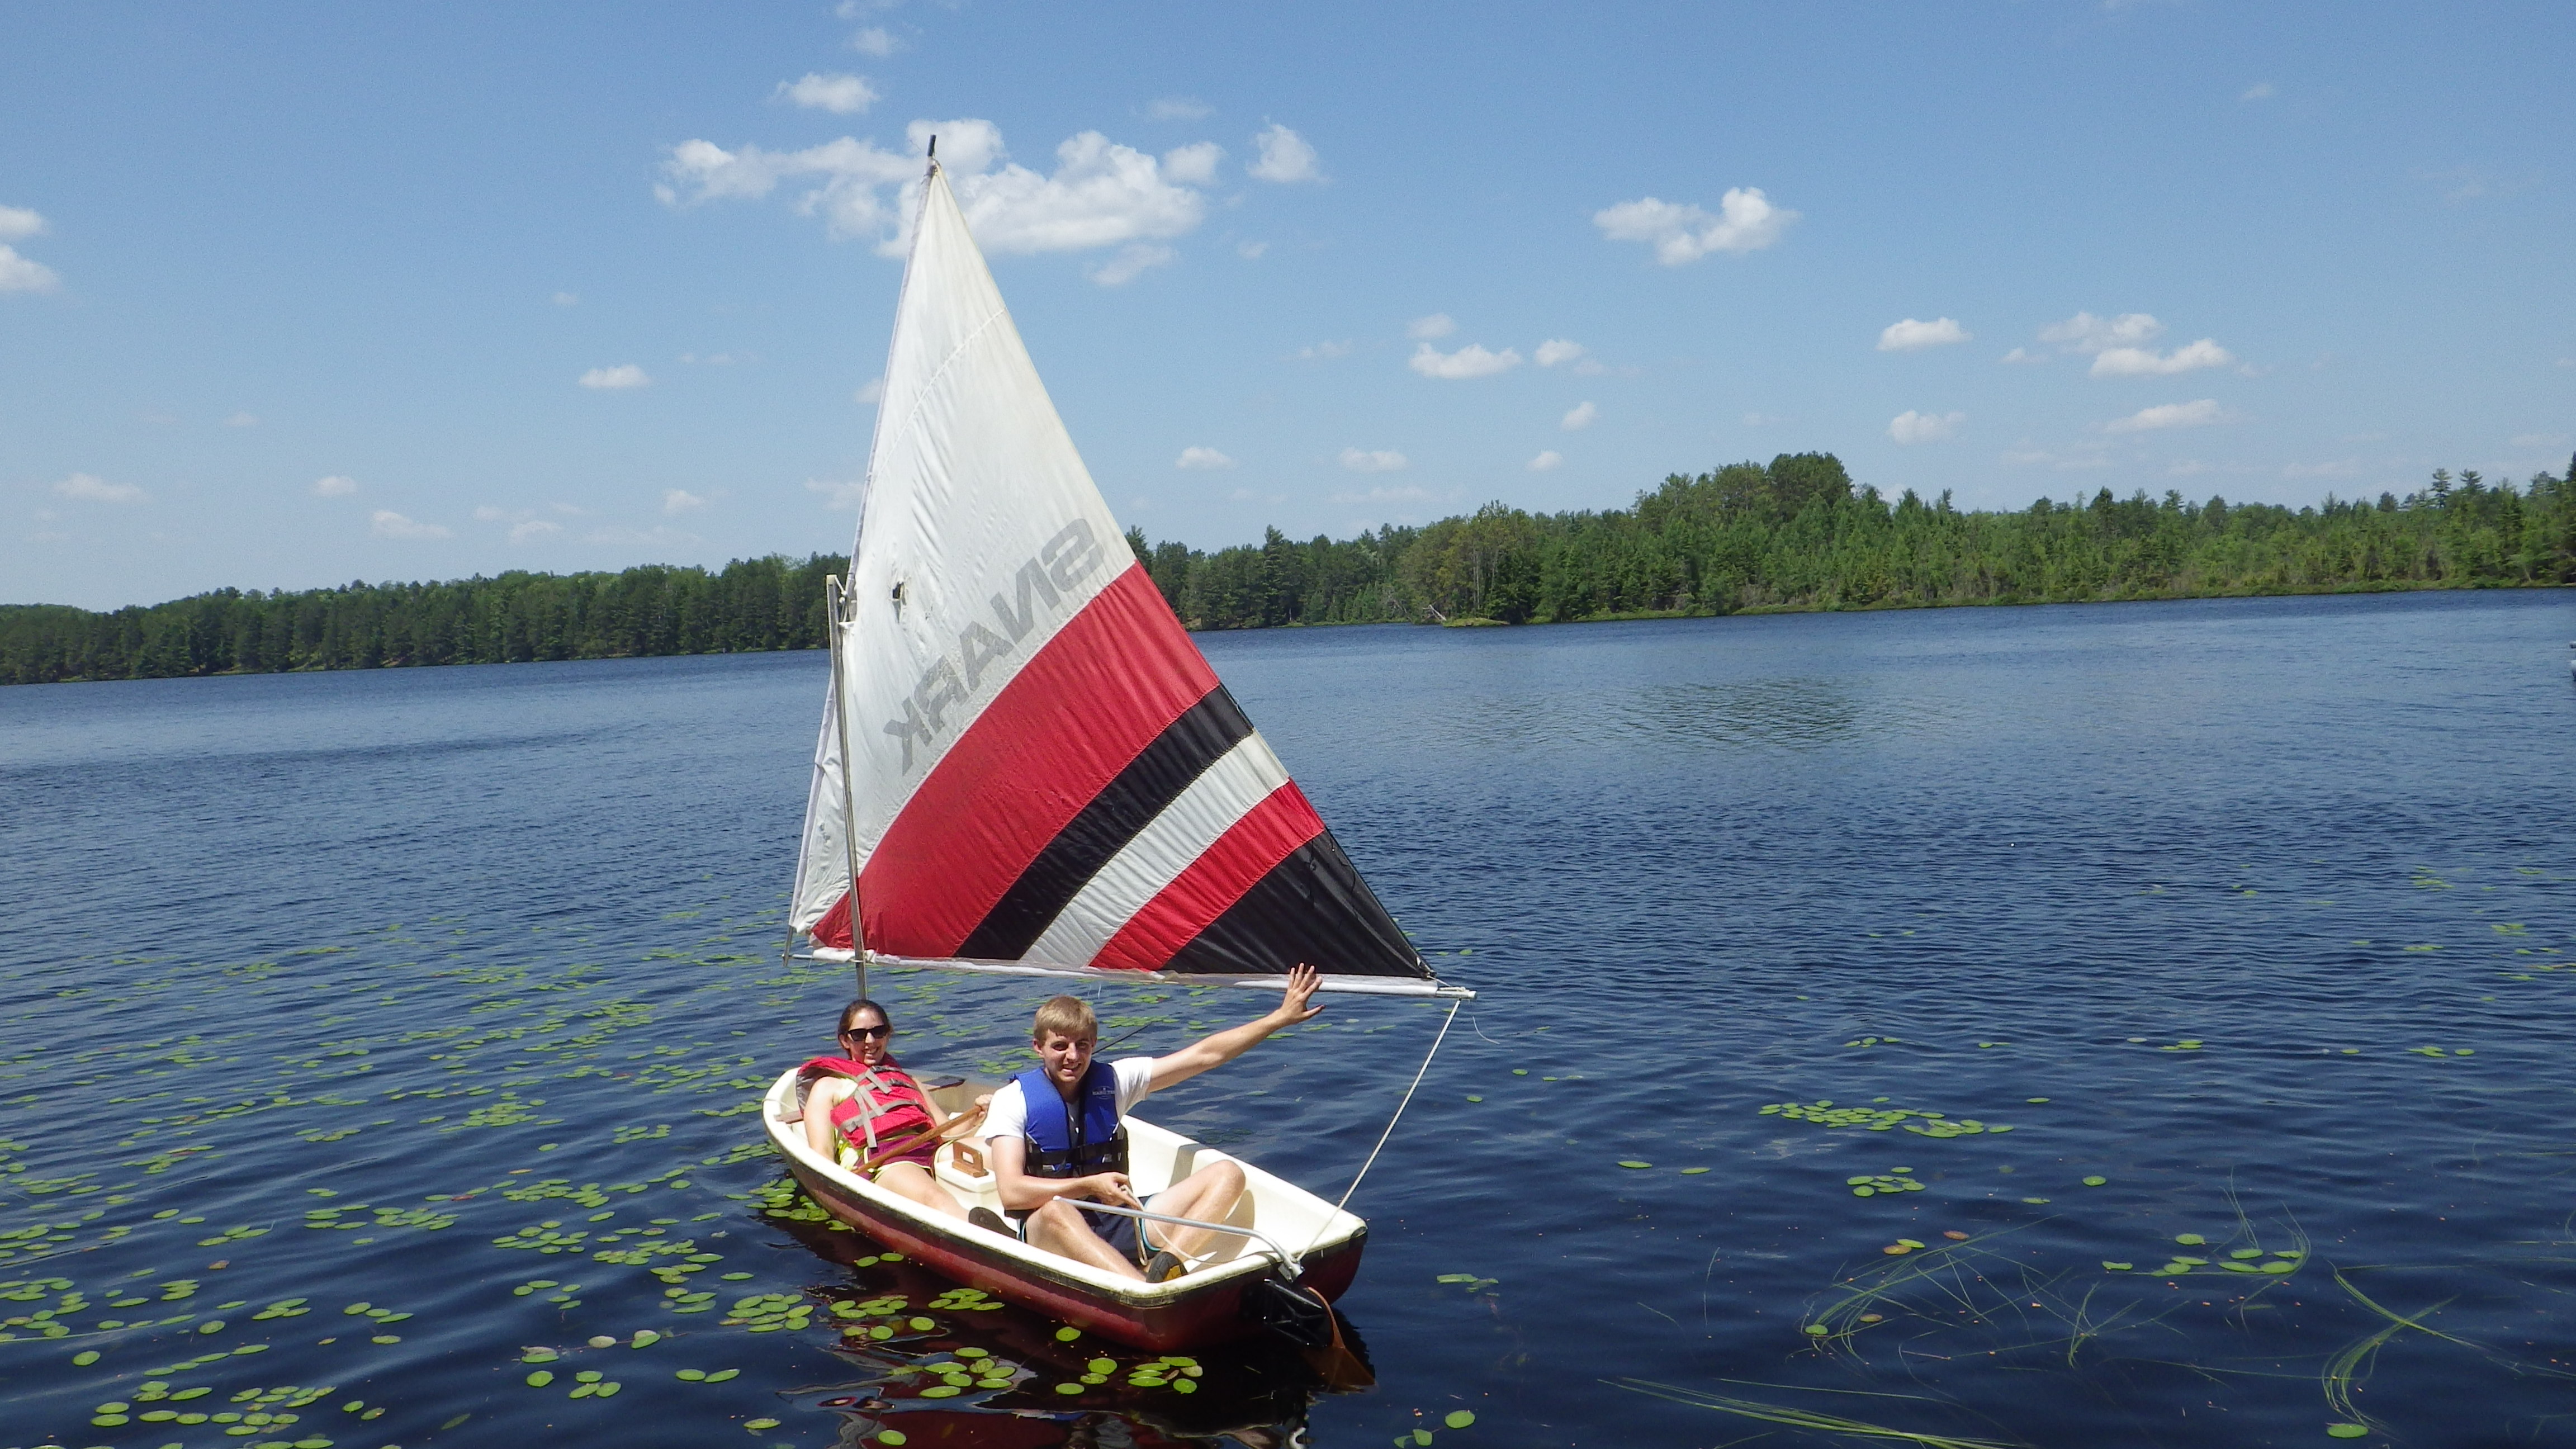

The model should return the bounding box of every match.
[981,963,1323,1282]
[800,999,982,1222]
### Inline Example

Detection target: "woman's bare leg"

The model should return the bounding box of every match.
[872,1162,968,1220]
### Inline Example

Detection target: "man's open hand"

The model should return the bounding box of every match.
[1273,963,1324,1026]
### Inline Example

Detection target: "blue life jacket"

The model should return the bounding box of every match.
[1013,1062,1128,1179]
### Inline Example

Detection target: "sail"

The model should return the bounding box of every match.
[789,162,1429,989]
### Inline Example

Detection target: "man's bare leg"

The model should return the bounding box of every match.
[1026,1198,1144,1279]
[1142,1159,1246,1262]
[872,1162,969,1220]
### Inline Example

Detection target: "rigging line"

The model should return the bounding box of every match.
[1305,998,1460,1256]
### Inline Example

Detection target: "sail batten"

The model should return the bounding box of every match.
[791,161,1442,991]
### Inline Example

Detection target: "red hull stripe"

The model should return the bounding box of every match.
[861,565,1218,957]
[1088,782,1326,972]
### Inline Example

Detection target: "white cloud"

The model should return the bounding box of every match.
[662,121,1217,267]
[1534,338,1586,367]
[1175,446,1236,470]
[2039,311,2165,353]
[854,376,884,405]
[1407,313,1456,340]
[1248,123,1322,183]
[1148,97,1212,121]
[1560,401,1598,431]
[678,351,751,366]
[1236,239,1268,259]
[0,245,60,294]
[510,519,563,543]
[2281,459,2359,479]
[1594,188,1797,263]
[1161,143,1222,186]
[580,364,650,390]
[1743,411,1787,427]
[1888,410,1966,444]
[778,73,879,115]
[849,26,898,56]
[1329,484,1434,504]
[1527,450,1564,472]
[0,206,45,241]
[1408,342,1522,379]
[311,475,358,497]
[223,411,258,428]
[53,472,143,503]
[2002,443,2112,469]
[2090,338,2236,377]
[1087,242,1173,286]
[2105,399,2229,433]
[1878,317,1971,352]
[1293,339,1351,361]
[2000,346,2045,364]
[662,487,709,514]
[371,509,451,539]
[806,476,866,510]
[2241,81,2276,101]
[2509,432,2570,448]
[552,291,579,306]
[1338,447,1407,473]
[472,505,509,522]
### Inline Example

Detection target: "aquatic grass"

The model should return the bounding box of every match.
[1608,1378,2023,1448]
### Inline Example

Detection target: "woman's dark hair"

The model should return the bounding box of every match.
[837,998,893,1036]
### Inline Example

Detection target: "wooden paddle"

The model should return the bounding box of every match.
[854,1100,988,1178]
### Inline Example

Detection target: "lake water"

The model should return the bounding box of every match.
[4,588,2574,1449]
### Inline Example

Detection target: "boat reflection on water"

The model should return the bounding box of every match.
[769,1211,1369,1447]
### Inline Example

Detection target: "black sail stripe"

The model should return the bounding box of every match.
[1162,830,1426,979]
[956,685,1256,962]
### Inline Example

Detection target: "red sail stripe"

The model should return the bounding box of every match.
[1087,782,1327,972]
[860,565,1218,957]
[812,888,854,950]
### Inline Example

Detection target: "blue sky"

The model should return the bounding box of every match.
[4,2,2570,610]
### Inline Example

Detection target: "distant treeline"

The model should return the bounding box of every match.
[0,553,843,686]
[4,454,2570,685]
[1135,453,2576,629]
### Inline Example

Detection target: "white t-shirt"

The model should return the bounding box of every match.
[981,1057,1158,1152]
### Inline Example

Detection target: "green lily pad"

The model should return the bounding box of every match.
[2175,1233,2206,1246]
[1446,1411,1476,1429]
[676,1369,706,1381]
[525,1371,554,1387]
[704,1368,739,1382]
[2082,1176,2108,1186]
[1680,1167,1711,1175]
[1055,1382,1083,1395]
[880,1433,908,1446]
[2103,1261,2133,1271]
[2326,1426,2367,1439]
[1617,1161,1653,1169]
[73,1350,100,1366]
[1054,1327,1081,1341]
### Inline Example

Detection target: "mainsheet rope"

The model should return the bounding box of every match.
[1303,997,1460,1255]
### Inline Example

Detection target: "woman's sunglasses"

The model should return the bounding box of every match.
[840,1024,892,1040]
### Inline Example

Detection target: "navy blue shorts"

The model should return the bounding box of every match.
[1016,1195,1159,1264]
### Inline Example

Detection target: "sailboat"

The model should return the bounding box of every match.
[760,148,1471,1353]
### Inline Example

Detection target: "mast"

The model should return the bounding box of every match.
[826,572,866,1000]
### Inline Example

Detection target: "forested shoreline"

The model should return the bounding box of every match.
[6,453,2570,686]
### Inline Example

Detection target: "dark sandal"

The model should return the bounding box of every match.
[1144,1248,1186,1283]
[968,1206,1011,1236]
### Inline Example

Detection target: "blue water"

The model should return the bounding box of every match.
[4,589,2574,1448]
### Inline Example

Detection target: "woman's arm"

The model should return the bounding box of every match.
[803,1078,854,1159]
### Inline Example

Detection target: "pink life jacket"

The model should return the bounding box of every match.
[799,1055,938,1169]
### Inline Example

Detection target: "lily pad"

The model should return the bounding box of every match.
[2326,1426,2367,1439]
[525,1371,554,1387]
[2082,1176,2108,1186]
[1617,1161,1653,1169]
[1445,1412,1476,1429]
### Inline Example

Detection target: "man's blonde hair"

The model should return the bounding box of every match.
[1032,995,1096,1043]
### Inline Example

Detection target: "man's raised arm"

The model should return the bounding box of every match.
[1147,964,1324,1093]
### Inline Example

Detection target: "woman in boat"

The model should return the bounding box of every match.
[801,999,976,1221]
